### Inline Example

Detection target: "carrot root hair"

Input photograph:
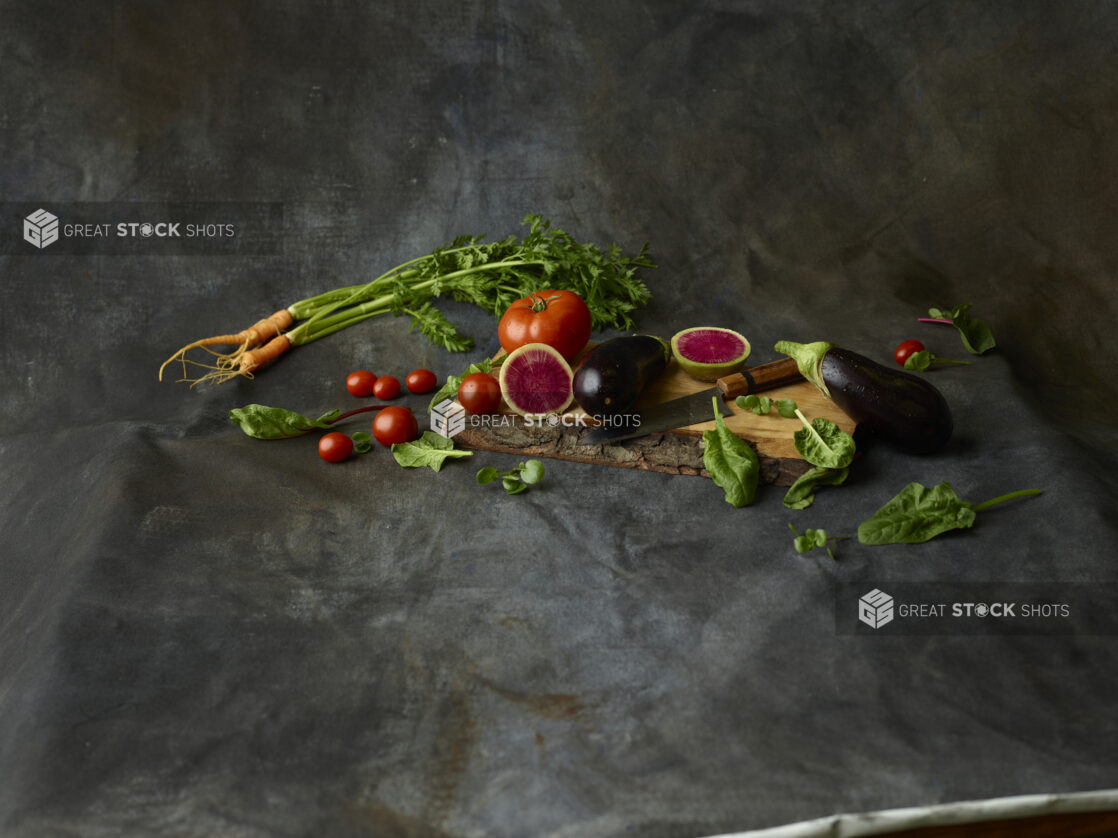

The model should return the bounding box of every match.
[158,309,295,382]
[182,334,294,386]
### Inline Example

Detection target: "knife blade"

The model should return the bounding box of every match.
[577,356,803,446]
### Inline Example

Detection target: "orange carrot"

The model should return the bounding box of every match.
[238,334,293,375]
[185,335,294,386]
[159,309,295,382]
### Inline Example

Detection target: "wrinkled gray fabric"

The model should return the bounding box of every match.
[2,2,1117,836]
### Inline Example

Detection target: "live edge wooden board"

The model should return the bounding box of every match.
[453,348,857,487]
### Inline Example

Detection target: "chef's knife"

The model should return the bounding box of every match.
[577,357,803,446]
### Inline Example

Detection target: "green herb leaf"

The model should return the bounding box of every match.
[736,394,798,418]
[736,394,760,411]
[703,396,760,508]
[476,466,500,485]
[351,432,373,454]
[903,350,934,371]
[792,409,856,470]
[295,214,655,357]
[229,404,341,439]
[783,466,849,510]
[391,431,474,472]
[503,476,528,495]
[788,523,847,559]
[929,303,996,355]
[519,459,545,485]
[857,481,977,545]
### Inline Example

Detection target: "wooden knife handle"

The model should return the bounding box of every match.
[717,357,803,399]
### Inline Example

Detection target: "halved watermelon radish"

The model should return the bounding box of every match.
[498,343,574,416]
[670,327,751,381]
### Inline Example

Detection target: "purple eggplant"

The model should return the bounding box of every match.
[776,340,953,454]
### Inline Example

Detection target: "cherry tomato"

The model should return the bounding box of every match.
[894,339,926,367]
[372,406,418,446]
[406,368,438,394]
[372,375,401,400]
[318,432,354,463]
[497,289,592,360]
[346,370,377,397]
[458,372,502,414]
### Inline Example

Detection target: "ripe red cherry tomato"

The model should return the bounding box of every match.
[372,406,418,446]
[497,289,592,360]
[318,432,354,463]
[346,370,377,397]
[458,372,501,414]
[406,368,438,394]
[372,375,401,400]
[894,339,926,367]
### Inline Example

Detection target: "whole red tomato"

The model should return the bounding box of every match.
[497,290,591,360]
[894,339,926,367]
[458,372,501,414]
[372,406,418,446]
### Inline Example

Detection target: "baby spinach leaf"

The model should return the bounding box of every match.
[858,481,975,544]
[391,431,474,472]
[783,466,849,510]
[928,303,996,355]
[703,397,759,508]
[792,409,856,470]
[229,404,342,439]
[859,481,1042,545]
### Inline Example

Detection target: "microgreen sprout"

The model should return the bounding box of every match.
[735,394,798,418]
[477,459,546,495]
[788,523,849,559]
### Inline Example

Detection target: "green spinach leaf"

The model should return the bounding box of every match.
[792,409,856,470]
[703,397,760,508]
[783,466,849,510]
[391,431,474,472]
[229,404,342,439]
[857,482,1040,545]
[858,481,975,544]
[928,303,996,355]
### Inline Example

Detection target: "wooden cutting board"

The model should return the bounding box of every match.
[453,350,856,486]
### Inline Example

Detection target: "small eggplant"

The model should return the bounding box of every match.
[775,340,953,454]
[573,335,670,416]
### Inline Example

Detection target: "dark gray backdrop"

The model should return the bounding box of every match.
[2,2,1117,836]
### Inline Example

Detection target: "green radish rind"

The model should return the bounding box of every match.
[671,327,752,382]
[498,342,575,417]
